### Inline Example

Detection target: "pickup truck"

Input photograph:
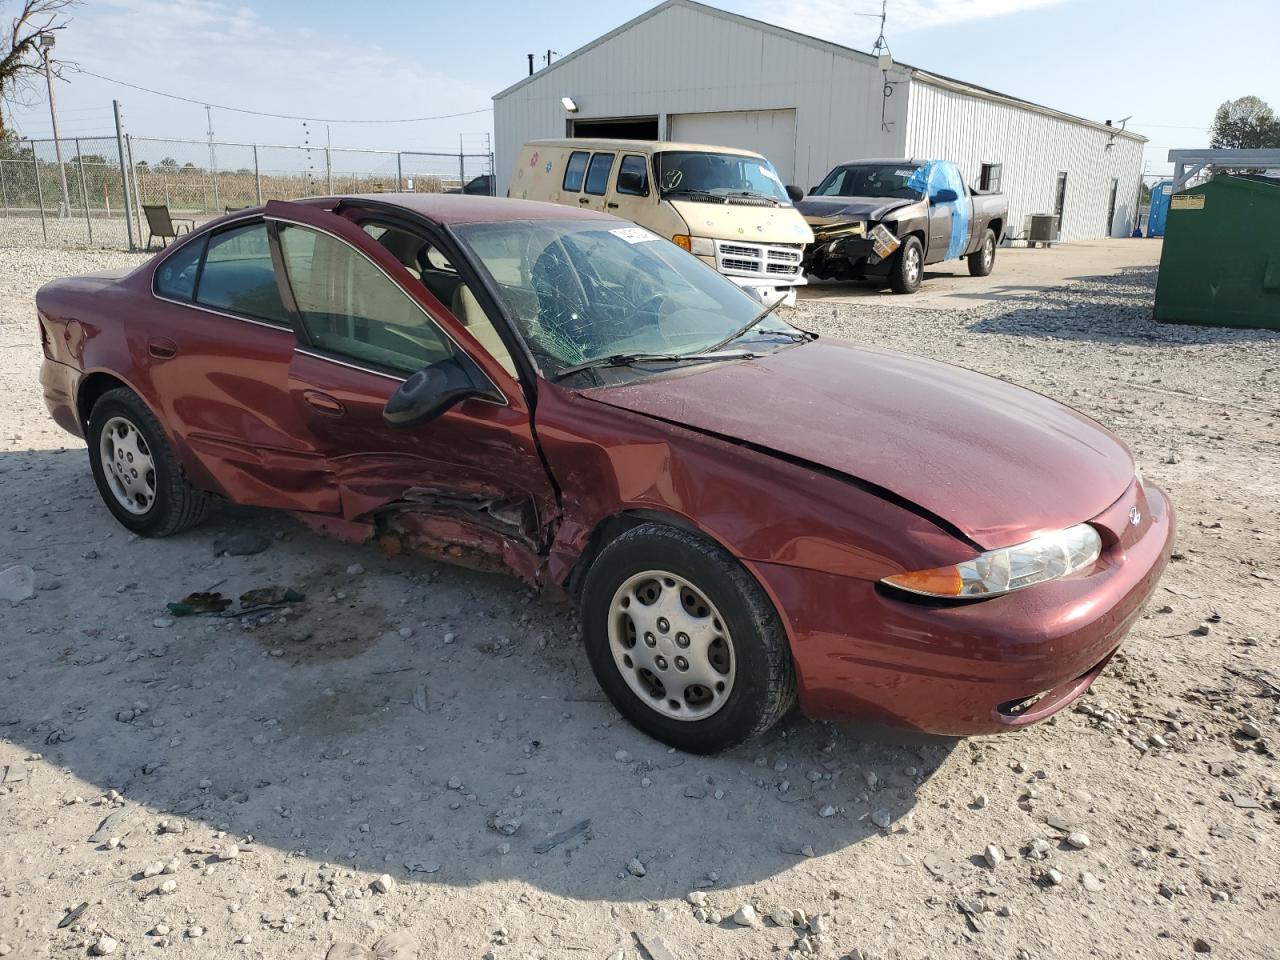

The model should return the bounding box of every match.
[796,159,1007,294]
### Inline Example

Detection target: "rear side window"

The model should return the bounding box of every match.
[154,236,206,301]
[195,223,290,325]
[584,153,615,196]
[617,155,649,196]
[562,151,589,192]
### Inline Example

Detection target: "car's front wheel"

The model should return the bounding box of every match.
[889,235,924,294]
[581,523,796,753]
[87,388,209,536]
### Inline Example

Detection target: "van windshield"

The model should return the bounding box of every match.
[812,164,924,200]
[653,151,790,205]
[451,219,803,378]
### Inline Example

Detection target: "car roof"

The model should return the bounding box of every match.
[832,158,928,167]
[526,138,766,159]
[285,193,617,226]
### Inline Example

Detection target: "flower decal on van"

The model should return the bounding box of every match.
[544,160,553,174]
[529,151,540,167]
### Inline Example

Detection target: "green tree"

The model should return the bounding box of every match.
[0,0,77,136]
[1209,96,1280,150]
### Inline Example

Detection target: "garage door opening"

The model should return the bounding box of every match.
[569,116,660,140]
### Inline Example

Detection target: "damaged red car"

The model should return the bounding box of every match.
[37,195,1174,753]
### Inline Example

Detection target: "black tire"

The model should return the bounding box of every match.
[580,523,796,754]
[87,387,209,536]
[889,235,924,294]
[967,228,996,277]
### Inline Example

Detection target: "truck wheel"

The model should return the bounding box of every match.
[87,388,209,536]
[968,229,996,277]
[889,236,923,294]
[580,523,796,754]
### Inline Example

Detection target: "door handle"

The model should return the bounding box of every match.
[147,338,177,360]
[578,197,590,204]
[606,202,619,209]
[302,390,345,416]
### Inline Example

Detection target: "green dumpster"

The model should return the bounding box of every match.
[1154,174,1280,329]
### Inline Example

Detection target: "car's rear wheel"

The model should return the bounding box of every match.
[87,388,208,536]
[968,228,997,277]
[581,523,796,753]
[889,235,924,294]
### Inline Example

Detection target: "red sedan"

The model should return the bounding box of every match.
[36,195,1174,753]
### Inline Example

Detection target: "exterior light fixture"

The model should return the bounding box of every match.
[561,97,579,113]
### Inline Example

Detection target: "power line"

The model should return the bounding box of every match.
[68,66,492,124]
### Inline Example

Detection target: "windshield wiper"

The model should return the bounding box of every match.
[697,296,789,356]
[663,189,726,203]
[553,349,754,381]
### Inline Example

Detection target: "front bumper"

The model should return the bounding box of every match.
[748,480,1176,735]
[805,237,889,278]
[724,275,804,307]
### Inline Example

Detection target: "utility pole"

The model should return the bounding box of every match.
[205,104,218,211]
[112,100,137,251]
[40,32,71,218]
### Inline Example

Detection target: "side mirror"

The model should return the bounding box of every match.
[932,188,959,204]
[383,353,494,427]
[785,184,804,203]
[809,186,818,195]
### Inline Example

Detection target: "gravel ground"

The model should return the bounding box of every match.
[1,243,1278,960]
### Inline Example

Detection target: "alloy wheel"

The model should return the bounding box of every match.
[607,570,736,721]
[905,246,921,284]
[99,415,157,515]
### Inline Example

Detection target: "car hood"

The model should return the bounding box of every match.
[668,198,814,245]
[580,340,1135,549]
[796,196,917,225]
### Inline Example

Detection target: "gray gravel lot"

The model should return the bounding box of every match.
[1,239,1278,960]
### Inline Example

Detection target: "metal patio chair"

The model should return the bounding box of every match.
[142,204,196,250]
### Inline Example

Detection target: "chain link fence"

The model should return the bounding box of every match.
[1,134,493,251]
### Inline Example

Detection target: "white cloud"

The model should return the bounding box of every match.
[9,0,496,153]
[745,0,1074,48]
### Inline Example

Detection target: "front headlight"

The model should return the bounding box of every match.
[813,222,866,242]
[881,523,1102,599]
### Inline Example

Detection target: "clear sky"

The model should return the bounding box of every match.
[6,0,1277,176]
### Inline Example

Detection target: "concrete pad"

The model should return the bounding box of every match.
[800,238,1164,310]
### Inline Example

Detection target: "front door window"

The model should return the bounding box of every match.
[276,224,454,375]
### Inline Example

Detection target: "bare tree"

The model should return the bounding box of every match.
[0,0,77,136]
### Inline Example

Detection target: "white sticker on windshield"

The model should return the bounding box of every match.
[895,168,917,177]
[610,227,659,244]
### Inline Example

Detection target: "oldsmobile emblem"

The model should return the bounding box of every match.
[1128,506,1142,526]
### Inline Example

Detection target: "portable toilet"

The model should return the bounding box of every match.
[1154,174,1280,329]
[1146,180,1173,237]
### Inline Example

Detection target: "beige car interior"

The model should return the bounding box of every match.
[365,222,518,378]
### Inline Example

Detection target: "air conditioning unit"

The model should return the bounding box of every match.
[1027,214,1060,246]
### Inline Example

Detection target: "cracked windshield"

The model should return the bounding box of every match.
[453,220,802,377]
[653,151,791,204]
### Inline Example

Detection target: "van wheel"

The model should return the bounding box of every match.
[580,523,796,754]
[87,388,209,536]
[968,229,996,277]
[889,236,923,294]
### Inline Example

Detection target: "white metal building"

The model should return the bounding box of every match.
[493,0,1146,242]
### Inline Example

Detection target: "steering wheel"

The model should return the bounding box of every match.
[660,169,683,191]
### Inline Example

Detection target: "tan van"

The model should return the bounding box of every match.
[511,139,814,305]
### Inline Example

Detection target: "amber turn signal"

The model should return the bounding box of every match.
[671,234,692,252]
[882,566,964,597]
